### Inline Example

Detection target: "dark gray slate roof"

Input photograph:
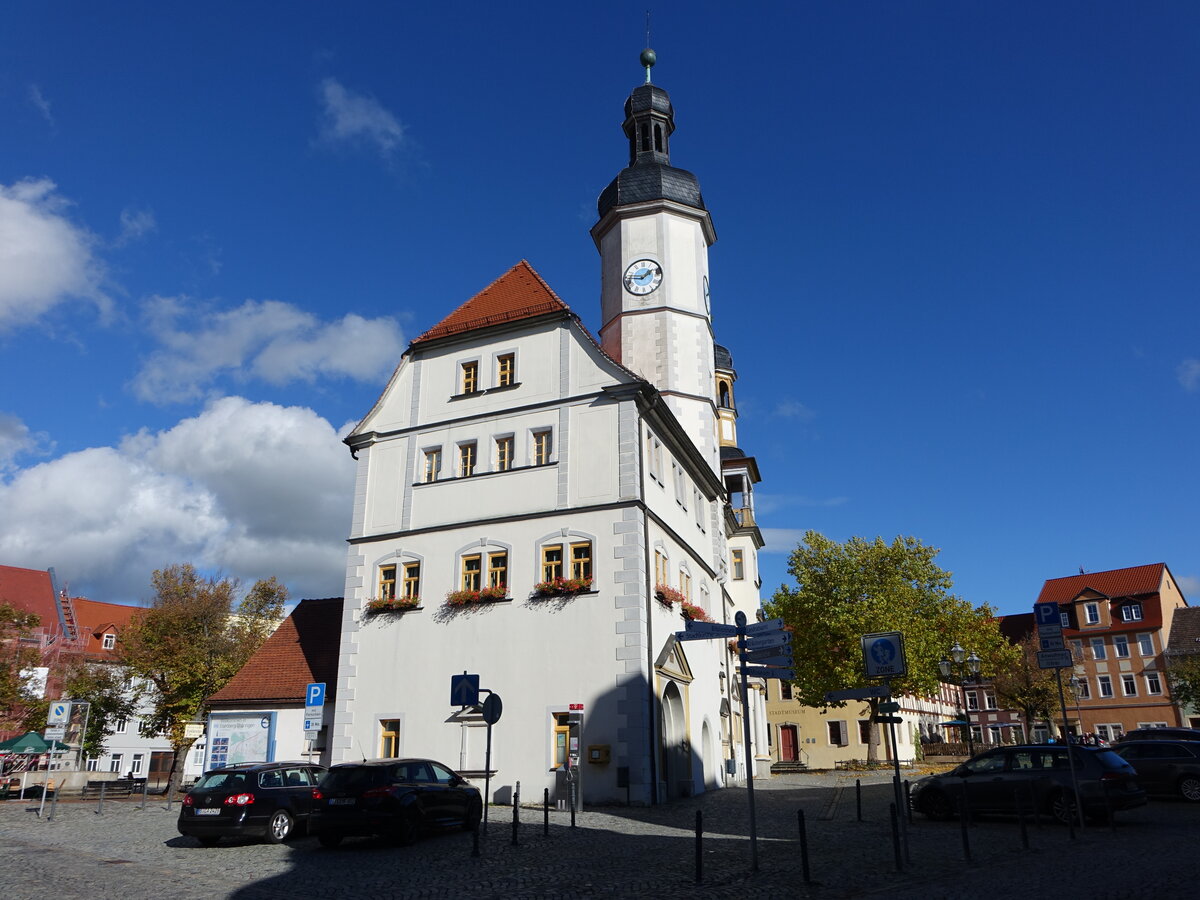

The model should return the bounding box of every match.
[625,83,673,118]
[720,446,747,460]
[597,162,705,218]
[1167,606,1200,652]
[714,344,733,369]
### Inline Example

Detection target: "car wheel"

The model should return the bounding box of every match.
[1179,775,1200,802]
[1049,790,1078,825]
[393,811,420,846]
[920,789,954,821]
[266,809,294,844]
[463,798,482,831]
[197,836,221,847]
[317,833,343,848]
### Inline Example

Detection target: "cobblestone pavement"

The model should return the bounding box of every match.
[1,771,1197,899]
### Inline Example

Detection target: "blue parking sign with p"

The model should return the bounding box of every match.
[1034,603,1059,626]
[306,683,326,708]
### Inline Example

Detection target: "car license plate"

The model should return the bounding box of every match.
[329,797,355,806]
[195,808,221,816]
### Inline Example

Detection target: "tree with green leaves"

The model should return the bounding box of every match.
[0,600,43,732]
[117,565,286,788]
[764,531,1017,762]
[59,661,140,762]
[989,630,1062,740]
[1164,649,1200,713]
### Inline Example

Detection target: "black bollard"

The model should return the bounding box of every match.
[889,803,903,873]
[797,809,812,884]
[512,781,520,847]
[95,780,106,815]
[856,778,862,821]
[958,784,971,862]
[695,810,703,884]
[904,781,913,824]
[543,787,549,837]
[48,785,60,821]
[569,774,576,828]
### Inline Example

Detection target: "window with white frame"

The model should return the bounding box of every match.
[1121,603,1143,622]
[1097,675,1113,698]
[102,632,116,649]
[966,690,979,711]
[1137,633,1154,656]
[984,691,997,710]
[1121,674,1137,696]
[114,718,128,734]
[1084,602,1100,625]
[1060,611,1071,628]
[131,753,144,775]
[1090,637,1106,660]
[1074,677,1090,700]
[423,447,442,483]
[679,569,692,601]
[1145,671,1163,695]
[1070,639,1084,660]
[495,435,513,472]
[654,549,668,587]
[647,434,662,482]
[827,720,848,746]
[731,549,745,581]
[1113,635,1130,658]
[110,753,123,774]
[458,442,477,478]
[694,489,704,529]
[532,429,553,466]
[1096,723,1120,742]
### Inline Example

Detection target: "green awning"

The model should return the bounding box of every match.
[0,731,70,754]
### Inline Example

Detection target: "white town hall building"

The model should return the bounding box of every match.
[329,52,767,806]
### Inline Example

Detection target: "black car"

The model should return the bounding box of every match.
[309,758,482,847]
[178,761,327,846]
[1113,740,1200,802]
[910,743,1146,824]
[1114,726,1200,744]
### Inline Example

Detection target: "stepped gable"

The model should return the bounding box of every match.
[1036,563,1167,605]
[410,260,571,345]
[208,598,343,706]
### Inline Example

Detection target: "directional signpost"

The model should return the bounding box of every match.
[450,672,501,829]
[675,611,794,872]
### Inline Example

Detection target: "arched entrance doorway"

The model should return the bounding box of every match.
[660,681,691,799]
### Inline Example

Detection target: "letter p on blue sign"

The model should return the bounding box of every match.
[306,683,326,707]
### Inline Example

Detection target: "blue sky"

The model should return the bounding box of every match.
[2,2,1198,615]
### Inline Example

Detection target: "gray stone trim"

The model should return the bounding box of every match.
[556,405,570,509]
[332,544,366,761]
[617,399,641,501]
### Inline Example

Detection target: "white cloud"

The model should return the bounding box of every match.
[29,85,54,127]
[114,207,157,247]
[1178,360,1200,392]
[760,528,809,554]
[0,412,51,473]
[131,296,405,403]
[754,492,849,517]
[317,78,405,158]
[0,397,354,603]
[0,179,110,331]
[773,399,816,421]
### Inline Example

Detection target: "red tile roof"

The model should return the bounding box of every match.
[72,597,141,659]
[1035,563,1167,605]
[410,260,571,345]
[208,598,343,706]
[0,565,59,629]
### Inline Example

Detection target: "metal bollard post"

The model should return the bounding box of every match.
[889,803,903,873]
[856,778,862,821]
[140,779,149,810]
[48,786,60,821]
[96,780,106,815]
[958,784,971,862]
[511,781,520,847]
[904,781,913,824]
[543,787,549,836]
[797,809,812,884]
[569,774,576,828]
[695,810,703,884]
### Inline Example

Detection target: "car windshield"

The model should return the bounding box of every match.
[320,765,390,791]
[193,771,251,791]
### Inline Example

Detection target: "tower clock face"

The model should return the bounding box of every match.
[623,259,663,296]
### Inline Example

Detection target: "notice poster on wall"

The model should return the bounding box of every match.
[206,713,275,769]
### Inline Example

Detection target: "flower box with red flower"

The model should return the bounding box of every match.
[446,584,509,607]
[364,596,420,615]
[654,583,686,608]
[533,576,593,598]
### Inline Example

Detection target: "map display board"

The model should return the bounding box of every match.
[205,712,276,769]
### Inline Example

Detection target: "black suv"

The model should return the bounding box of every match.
[309,758,482,847]
[1114,727,1200,744]
[178,761,327,846]
[910,743,1146,824]
[1113,740,1200,801]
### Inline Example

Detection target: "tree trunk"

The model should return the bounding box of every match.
[166,742,191,794]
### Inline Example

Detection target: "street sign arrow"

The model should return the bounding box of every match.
[742,630,791,650]
[676,629,729,642]
[451,672,480,707]
[684,619,740,637]
[823,685,891,703]
[743,617,785,636]
[741,653,792,667]
[742,666,795,680]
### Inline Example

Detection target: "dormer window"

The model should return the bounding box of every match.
[1084,602,1100,625]
[102,633,116,650]
[1121,603,1143,622]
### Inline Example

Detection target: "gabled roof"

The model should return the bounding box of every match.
[0,565,59,628]
[1035,563,1168,606]
[72,597,141,659]
[410,260,571,346]
[1167,606,1200,653]
[208,598,343,706]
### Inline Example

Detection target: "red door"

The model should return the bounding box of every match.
[780,725,798,761]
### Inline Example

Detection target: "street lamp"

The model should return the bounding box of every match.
[939,642,982,756]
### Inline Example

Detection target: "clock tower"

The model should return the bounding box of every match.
[591,49,719,473]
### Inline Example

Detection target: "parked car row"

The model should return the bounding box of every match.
[177,758,481,848]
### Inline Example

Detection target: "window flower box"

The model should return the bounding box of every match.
[364,596,420,614]
[680,600,710,622]
[446,584,508,607]
[533,576,593,597]
[654,583,686,608]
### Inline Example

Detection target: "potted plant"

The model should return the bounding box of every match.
[364,596,420,614]
[446,584,508,607]
[533,576,593,597]
[680,600,709,622]
[654,583,686,608]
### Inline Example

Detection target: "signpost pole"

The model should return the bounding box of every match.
[1055,668,1084,830]
[735,611,759,872]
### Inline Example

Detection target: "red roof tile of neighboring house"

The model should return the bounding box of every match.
[997,612,1034,643]
[208,598,343,706]
[72,597,141,659]
[1035,563,1167,605]
[0,565,60,630]
[410,260,571,345]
